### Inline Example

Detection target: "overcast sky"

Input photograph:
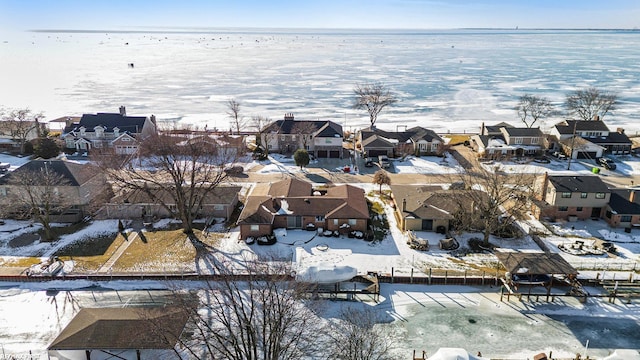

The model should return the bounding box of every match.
[1,0,639,31]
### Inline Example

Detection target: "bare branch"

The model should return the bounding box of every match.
[516,94,554,128]
[352,83,398,127]
[565,87,617,121]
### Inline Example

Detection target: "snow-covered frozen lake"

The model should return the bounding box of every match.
[3,29,640,134]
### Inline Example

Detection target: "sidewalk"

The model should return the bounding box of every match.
[97,231,139,273]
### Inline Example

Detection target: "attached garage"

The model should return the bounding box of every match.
[367,149,389,157]
[316,150,328,158]
[421,219,433,231]
[329,150,341,158]
[577,151,598,159]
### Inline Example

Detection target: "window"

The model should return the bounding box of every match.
[333,219,339,226]
[596,193,606,199]
[581,192,588,198]
[95,127,104,138]
[348,219,357,226]
[121,137,130,142]
[250,225,259,231]
[576,207,583,211]
[513,137,523,144]
[621,215,632,222]
[292,135,297,141]
[561,192,571,198]
[531,137,540,144]
[214,204,224,211]
[315,215,325,222]
[0,187,6,196]
[559,206,568,211]
[280,135,286,141]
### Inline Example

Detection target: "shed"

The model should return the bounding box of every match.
[48,307,189,360]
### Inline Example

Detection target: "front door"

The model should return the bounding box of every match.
[591,207,602,218]
[287,216,302,228]
[421,219,433,231]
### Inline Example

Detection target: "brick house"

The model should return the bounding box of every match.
[550,119,631,156]
[237,178,369,240]
[533,174,610,221]
[604,189,640,229]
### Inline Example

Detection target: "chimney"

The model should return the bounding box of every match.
[540,172,549,201]
[284,113,294,121]
[630,190,636,203]
[617,127,625,134]
[150,114,157,126]
[593,115,600,121]
[119,106,126,116]
[402,198,406,212]
[481,122,485,135]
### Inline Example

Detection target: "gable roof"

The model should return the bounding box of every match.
[0,160,98,186]
[501,127,543,137]
[360,126,442,144]
[238,179,368,225]
[608,189,640,215]
[495,252,578,276]
[262,119,342,138]
[554,120,610,134]
[547,175,610,193]
[558,136,605,149]
[48,307,188,350]
[64,112,148,134]
[391,185,483,220]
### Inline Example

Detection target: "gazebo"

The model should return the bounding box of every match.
[495,252,579,300]
[48,307,189,360]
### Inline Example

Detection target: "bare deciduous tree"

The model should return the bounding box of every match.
[94,128,237,237]
[3,166,71,241]
[372,170,391,194]
[451,166,536,246]
[252,115,272,157]
[226,98,247,134]
[291,121,317,150]
[165,259,324,360]
[326,306,398,360]
[352,83,398,128]
[565,87,617,121]
[516,94,554,128]
[0,108,46,154]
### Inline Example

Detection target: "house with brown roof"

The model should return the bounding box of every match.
[103,185,241,221]
[533,174,611,221]
[390,185,484,233]
[358,126,443,158]
[237,178,369,240]
[260,113,344,158]
[48,307,189,360]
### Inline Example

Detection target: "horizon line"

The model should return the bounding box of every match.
[29,26,640,34]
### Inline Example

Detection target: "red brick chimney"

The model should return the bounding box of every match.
[284,113,294,121]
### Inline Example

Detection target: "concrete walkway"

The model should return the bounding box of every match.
[97,231,139,273]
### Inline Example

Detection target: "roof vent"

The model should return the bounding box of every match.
[304,198,310,203]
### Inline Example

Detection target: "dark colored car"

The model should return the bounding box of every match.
[224,166,244,175]
[533,157,551,164]
[597,157,616,170]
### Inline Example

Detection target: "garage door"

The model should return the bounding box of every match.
[421,219,433,231]
[577,151,597,159]
[316,150,328,158]
[329,150,341,158]
[368,149,388,157]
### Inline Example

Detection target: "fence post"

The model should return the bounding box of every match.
[391,267,394,284]
[410,268,414,284]
[464,270,467,285]
[444,270,447,285]
[428,268,432,285]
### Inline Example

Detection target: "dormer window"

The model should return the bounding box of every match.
[95,126,104,138]
[79,126,86,136]
[113,127,120,137]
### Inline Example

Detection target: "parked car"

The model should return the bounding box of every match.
[364,157,375,167]
[378,155,390,169]
[224,165,244,175]
[551,151,567,160]
[597,157,616,170]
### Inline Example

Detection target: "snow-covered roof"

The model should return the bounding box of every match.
[296,263,357,284]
